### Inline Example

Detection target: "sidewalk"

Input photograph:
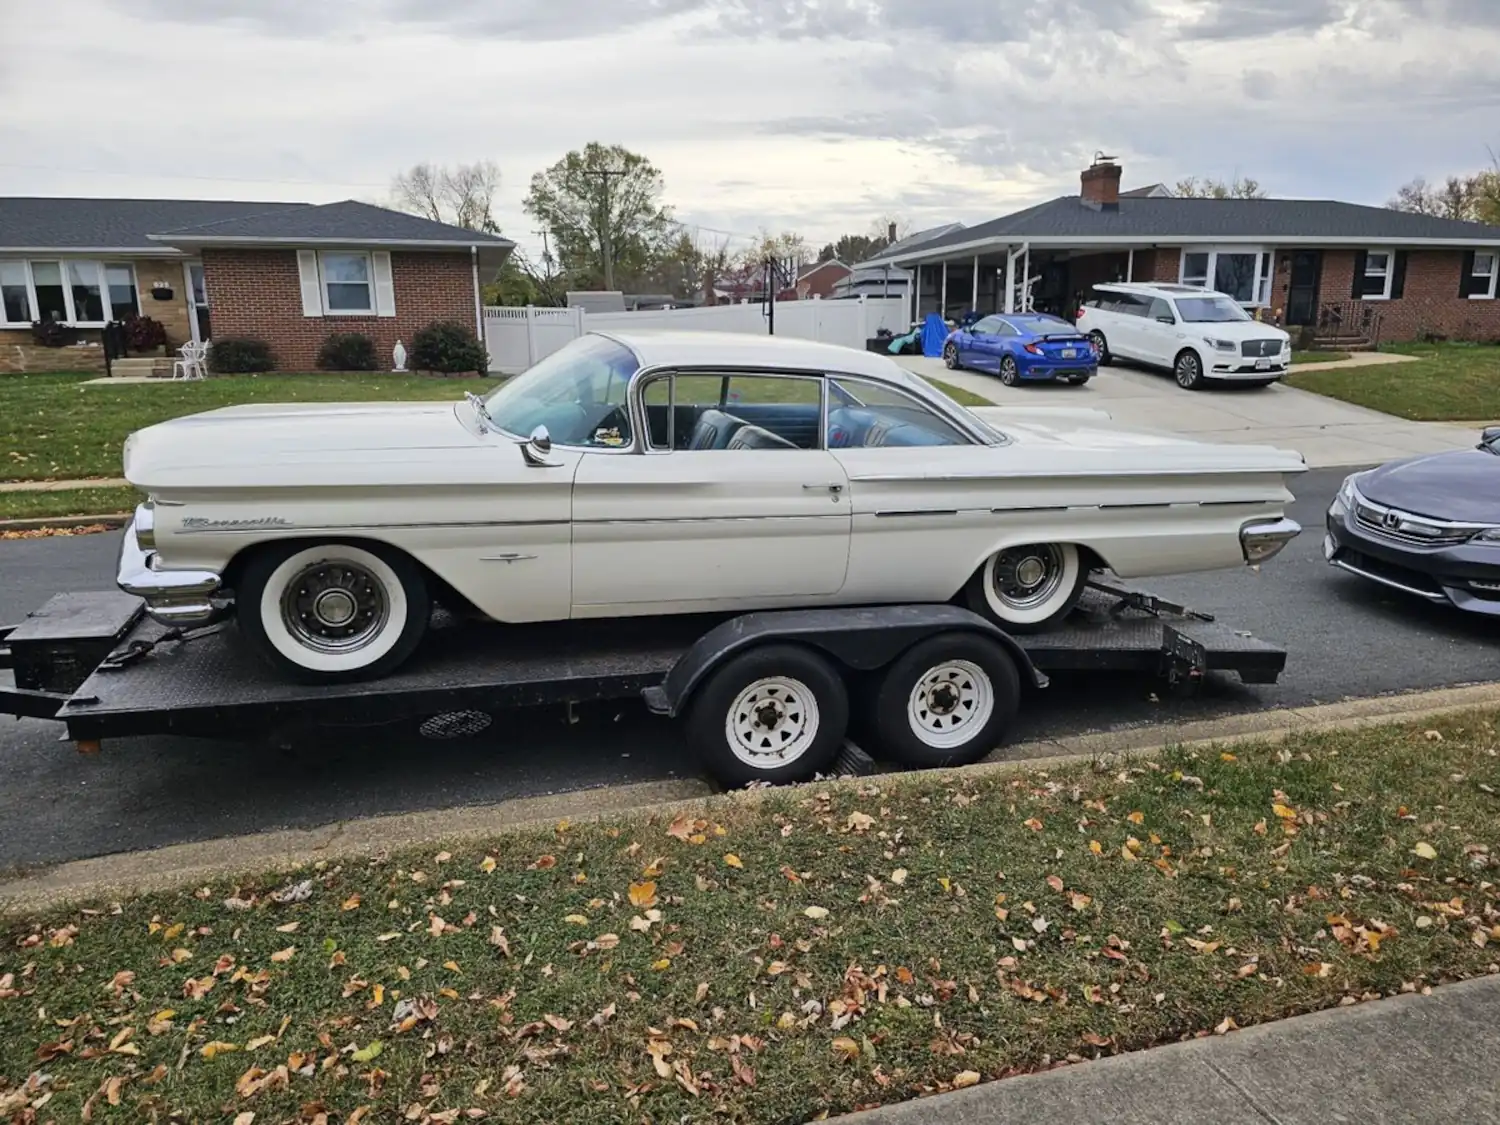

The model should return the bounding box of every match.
[839,976,1500,1124]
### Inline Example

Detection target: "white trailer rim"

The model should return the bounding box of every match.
[906,658,994,749]
[724,676,820,767]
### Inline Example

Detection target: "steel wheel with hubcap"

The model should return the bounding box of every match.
[943,342,961,370]
[1088,331,1111,365]
[999,356,1020,386]
[1175,349,1205,390]
[686,644,847,787]
[236,541,430,683]
[963,542,1088,632]
[870,634,1021,768]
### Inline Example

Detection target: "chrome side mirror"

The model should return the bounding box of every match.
[1482,425,1500,446]
[519,424,559,467]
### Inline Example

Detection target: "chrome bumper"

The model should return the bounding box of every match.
[1240,517,1301,564]
[117,509,227,626]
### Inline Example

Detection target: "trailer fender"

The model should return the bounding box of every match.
[642,604,1047,718]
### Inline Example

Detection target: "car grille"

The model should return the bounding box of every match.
[1352,492,1480,547]
[1240,339,1284,358]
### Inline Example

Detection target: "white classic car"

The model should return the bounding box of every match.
[118,331,1305,682]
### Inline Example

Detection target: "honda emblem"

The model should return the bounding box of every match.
[1382,510,1402,530]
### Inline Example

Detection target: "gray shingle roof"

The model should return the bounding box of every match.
[0,198,310,251]
[153,200,512,246]
[868,196,1500,264]
[0,197,512,252]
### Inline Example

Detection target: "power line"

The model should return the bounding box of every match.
[0,161,390,191]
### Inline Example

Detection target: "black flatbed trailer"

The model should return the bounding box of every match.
[1,583,1286,765]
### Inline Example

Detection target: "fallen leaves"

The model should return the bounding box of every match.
[803,906,830,921]
[1412,842,1438,860]
[890,868,908,885]
[201,1040,239,1060]
[831,1036,860,1062]
[724,853,744,869]
[952,1070,981,1089]
[269,947,296,963]
[629,880,658,907]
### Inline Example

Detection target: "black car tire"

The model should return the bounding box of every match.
[943,342,961,370]
[1088,331,1111,365]
[1174,349,1206,390]
[999,356,1020,386]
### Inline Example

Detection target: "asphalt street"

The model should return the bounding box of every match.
[2,466,1498,872]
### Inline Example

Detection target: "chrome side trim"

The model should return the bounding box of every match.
[117,518,226,626]
[175,518,572,535]
[874,509,960,519]
[480,553,538,563]
[1328,556,1448,603]
[1239,516,1301,563]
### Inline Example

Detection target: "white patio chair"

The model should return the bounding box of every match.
[172,341,208,380]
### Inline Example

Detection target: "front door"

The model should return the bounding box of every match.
[1285,251,1321,327]
[569,371,853,615]
[184,262,211,342]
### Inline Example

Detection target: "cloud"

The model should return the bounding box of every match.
[1177,0,1349,40]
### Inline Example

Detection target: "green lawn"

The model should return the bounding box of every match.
[1286,342,1500,421]
[0,486,140,524]
[0,370,990,498]
[3,711,1497,1123]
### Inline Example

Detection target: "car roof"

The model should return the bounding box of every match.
[1092,282,1226,298]
[593,329,915,382]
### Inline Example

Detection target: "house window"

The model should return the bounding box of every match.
[321,252,374,313]
[0,261,31,324]
[1360,250,1394,299]
[1469,252,1498,300]
[1179,247,1271,306]
[105,263,140,318]
[0,258,140,325]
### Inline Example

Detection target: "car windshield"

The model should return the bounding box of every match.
[481,334,640,447]
[1174,296,1251,323]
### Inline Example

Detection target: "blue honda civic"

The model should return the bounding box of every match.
[942,313,1097,386]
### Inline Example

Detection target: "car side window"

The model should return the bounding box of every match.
[991,320,1018,336]
[827,378,971,449]
[1117,295,1149,317]
[642,375,672,450]
[1148,298,1174,322]
[658,372,824,451]
[971,316,1004,335]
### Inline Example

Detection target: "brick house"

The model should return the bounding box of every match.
[864,159,1500,345]
[0,197,513,373]
[791,259,852,300]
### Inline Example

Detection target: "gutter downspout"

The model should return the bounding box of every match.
[471,245,484,358]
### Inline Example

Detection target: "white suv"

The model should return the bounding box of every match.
[1075,283,1291,390]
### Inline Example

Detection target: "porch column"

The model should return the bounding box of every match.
[882,265,889,300]
[971,255,979,309]
[1004,247,1017,313]
[912,264,920,323]
[1126,248,1135,282]
[940,261,948,318]
[1022,245,1030,310]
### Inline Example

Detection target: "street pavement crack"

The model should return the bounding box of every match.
[1202,1058,1284,1124]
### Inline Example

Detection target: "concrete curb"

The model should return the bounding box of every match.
[3,681,1499,914]
[0,513,129,533]
[0,477,129,493]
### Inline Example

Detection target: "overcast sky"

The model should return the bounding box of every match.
[3,0,1496,258]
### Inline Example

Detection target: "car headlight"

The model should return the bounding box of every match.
[1207,337,1237,353]
[1472,527,1500,543]
[1330,472,1361,517]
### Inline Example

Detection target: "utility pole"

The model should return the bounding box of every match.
[583,167,627,291]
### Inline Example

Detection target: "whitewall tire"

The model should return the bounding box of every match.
[963,543,1088,633]
[236,541,430,683]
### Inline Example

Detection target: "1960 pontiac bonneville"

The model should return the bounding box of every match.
[118,331,1305,682]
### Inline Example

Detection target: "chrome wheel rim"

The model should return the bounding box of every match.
[944,344,958,369]
[280,560,390,654]
[724,677,819,767]
[1088,332,1105,356]
[1001,358,1018,384]
[1176,354,1199,387]
[990,544,1066,610]
[907,659,994,749]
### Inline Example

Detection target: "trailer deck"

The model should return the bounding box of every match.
[1,583,1286,746]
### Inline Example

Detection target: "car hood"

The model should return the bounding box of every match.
[1177,321,1288,341]
[123,400,492,492]
[970,407,1306,475]
[1356,448,1500,523]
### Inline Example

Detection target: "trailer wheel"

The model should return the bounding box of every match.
[871,634,1020,769]
[685,644,848,787]
[237,541,430,683]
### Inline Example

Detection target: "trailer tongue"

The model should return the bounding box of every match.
[1,584,1286,785]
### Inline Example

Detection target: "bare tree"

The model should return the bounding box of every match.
[389,161,502,233]
[1388,168,1500,223]
[1174,175,1267,199]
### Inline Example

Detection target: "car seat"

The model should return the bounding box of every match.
[726,424,798,450]
[688,408,748,450]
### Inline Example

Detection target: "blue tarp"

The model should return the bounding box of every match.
[887,328,921,355]
[921,313,949,358]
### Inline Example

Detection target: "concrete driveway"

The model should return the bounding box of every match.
[904,355,1477,468]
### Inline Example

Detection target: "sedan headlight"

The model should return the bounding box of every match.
[1330,472,1361,518]
[1472,527,1500,543]
[1207,337,1237,353]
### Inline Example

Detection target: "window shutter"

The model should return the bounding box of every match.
[297,251,323,317]
[1390,251,1408,299]
[1350,251,1367,299]
[1459,250,1477,297]
[372,251,396,317]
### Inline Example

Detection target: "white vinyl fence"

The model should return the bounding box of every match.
[483,296,909,374]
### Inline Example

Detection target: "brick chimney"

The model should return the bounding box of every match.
[1081,156,1122,210]
[887,221,897,243]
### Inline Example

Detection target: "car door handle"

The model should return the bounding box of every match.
[803,483,844,492]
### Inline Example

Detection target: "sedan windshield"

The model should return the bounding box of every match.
[482,334,640,447]
[1008,315,1077,336]
[1174,296,1251,323]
